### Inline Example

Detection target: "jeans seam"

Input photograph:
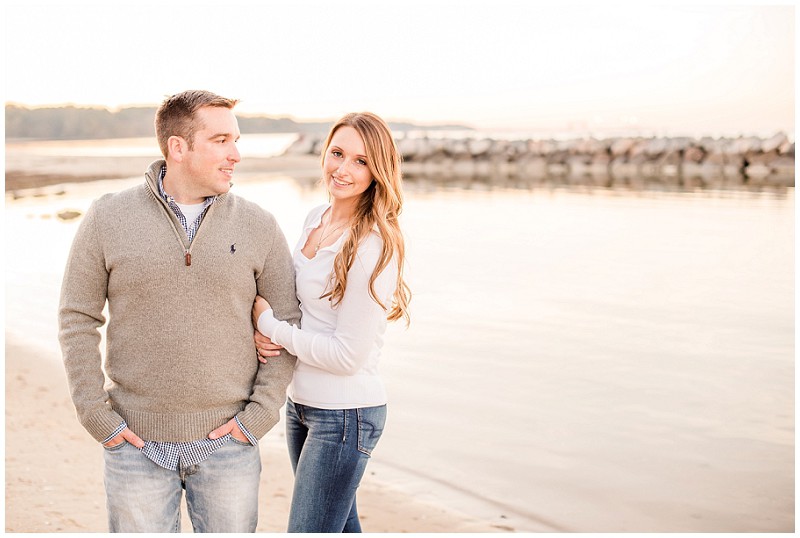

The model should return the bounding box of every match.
[286,404,385,532]
[356,408,372,456]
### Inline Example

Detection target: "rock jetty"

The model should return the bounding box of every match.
[284,132,794,188]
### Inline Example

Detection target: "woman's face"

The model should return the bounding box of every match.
[322,126,373,204]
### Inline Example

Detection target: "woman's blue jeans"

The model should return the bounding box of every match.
[285,398,387,533]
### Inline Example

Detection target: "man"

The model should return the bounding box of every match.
[58,90,300,532]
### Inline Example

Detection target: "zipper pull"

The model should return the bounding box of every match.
[185,251,192,266]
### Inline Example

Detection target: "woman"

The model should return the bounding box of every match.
[251,112,411,533]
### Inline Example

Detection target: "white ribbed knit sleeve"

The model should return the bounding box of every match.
[258,238,396,376]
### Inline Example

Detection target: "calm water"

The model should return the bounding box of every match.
[4,142,794,532]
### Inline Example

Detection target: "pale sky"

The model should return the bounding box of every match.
[3,0,796,137]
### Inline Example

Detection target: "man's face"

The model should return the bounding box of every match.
[181,106,241,198]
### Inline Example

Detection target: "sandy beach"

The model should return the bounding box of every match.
[4,337,506,533]
[4,142,508,533]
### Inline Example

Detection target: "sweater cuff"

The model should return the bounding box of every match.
[83,409,126,443]
[236,403,278,440]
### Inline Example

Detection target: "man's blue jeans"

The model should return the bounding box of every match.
[286,398,387,533]
[103,438,261,532]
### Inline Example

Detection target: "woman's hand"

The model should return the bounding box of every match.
[252,295,282,363]
[254,330,283,363]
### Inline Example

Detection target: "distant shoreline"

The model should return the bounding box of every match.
[5,103,473,141]
[4,141,322,192]
[6,133,794,196]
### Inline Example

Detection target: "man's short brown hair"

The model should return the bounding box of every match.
[154,90,239,158]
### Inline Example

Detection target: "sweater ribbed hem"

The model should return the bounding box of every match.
[114,403,246,443]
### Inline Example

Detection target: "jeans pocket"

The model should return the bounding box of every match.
[356,405,387,456]
[103,440,129,451]
[229,436,253,447]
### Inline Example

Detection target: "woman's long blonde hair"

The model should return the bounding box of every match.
[320,112,411,324]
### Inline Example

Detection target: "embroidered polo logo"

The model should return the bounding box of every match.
[230,244,236,254]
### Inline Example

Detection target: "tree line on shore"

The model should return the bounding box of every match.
[4,104,468,140]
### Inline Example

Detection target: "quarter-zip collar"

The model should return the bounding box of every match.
[144,159,225,266]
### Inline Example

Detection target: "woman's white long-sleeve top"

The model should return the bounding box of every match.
[257,204,397,409]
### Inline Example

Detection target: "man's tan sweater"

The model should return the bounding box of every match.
[58,160,300,443]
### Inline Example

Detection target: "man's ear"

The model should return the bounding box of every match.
[167,135,188,162]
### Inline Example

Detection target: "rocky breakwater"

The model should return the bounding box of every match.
[285,132,794,189]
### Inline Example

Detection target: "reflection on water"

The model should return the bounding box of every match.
[403,171,793,198]
[5,170,794,532]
